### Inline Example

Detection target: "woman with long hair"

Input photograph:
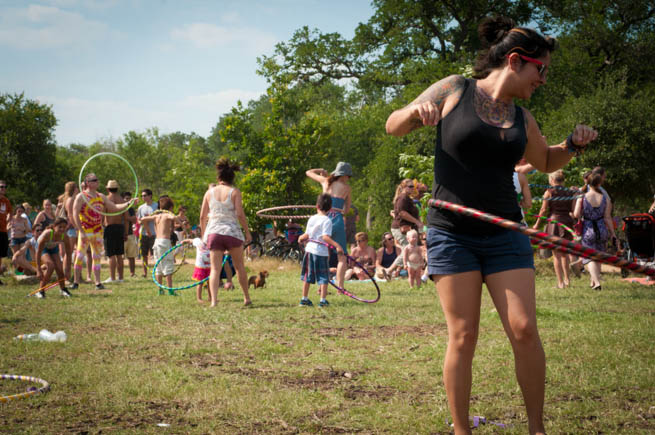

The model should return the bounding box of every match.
[533,170,575,288]
[306,162,352,289]
[386,16,597,434]
[199,158,252,307]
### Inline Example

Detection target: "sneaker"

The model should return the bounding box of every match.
[95,283,106,290]
[35,291,46,299]
[70,283,79,290]
[299,298,313,307]
[117,279,124,283]
[60,288,72,297]
[102,277,115,284]
[318,300,329,308]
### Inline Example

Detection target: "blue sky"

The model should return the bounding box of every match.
[1,0,375,146]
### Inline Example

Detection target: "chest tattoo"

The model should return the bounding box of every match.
[473,86,515,128]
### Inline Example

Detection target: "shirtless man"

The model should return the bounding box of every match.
[139,196,180,288]
[71,173,134,290]
[103,180,127,283]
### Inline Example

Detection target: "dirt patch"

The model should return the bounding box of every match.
[315,323,447,340]
[282,368,359,390]
[343,384,397,402]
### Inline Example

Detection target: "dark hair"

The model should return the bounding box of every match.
[142,189,152,197]
[15,204,25,213]
[159,196,174,211]
[316,193,332,212]
[473,16,557,79]
[216,157,240,185]
[32,223,44,232]
[48,217,68,230]
[122,191,132,198]
[589,173,603,190]
[592,166,605,176]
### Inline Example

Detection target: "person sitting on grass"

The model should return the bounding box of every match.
[12,223,44,275]
[344,232,376,281]
[402,229,424,288]
[298,193,344,308]
[139,196,180,289]
[35,218,72,298]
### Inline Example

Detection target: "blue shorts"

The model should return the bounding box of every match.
[43,245,60,256]
[426,227,534,277]
[300,252,330,285]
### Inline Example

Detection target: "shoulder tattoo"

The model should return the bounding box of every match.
[411,75,465,108]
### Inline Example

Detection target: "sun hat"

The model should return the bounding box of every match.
[331,162,353,178]
[106,180,120,189]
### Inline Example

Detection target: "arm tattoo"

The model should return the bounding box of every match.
[410,75,465,108]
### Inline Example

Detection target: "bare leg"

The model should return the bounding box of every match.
[336,255,346,289]
[486,268,545,435]
[588,261,601,288]
[435,271,483,435]
[128,257,135,276]
[116,254,124,280]
[228,245,251,305]
[109,256,117,280]
[551,252,564,288]
[208,250,222,307]
[302,280,311,298]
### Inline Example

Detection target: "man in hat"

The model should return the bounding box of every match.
[72,173,133,290]
[103,180,127,283]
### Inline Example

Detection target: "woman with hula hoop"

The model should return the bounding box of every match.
[306,162,352,290]
[199,158,252,308]
[386,16,598,434]
[34,218,73,298]
[71,173,134,290]
[532,170,577,288]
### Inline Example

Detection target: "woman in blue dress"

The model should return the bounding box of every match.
[573,172,615,290]
[306,162,352,289]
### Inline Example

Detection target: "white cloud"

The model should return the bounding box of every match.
[171,22,277,54]
[40,89,263,145]
[0,4,111,50]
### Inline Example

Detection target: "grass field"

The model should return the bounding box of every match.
[1,255,654,434]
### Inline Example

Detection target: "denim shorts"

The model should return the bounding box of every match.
[426,227,534,277]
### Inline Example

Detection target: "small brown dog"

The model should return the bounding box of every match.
[248,270,269,289]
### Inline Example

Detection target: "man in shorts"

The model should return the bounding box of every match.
[102,180,126,283]
[0,180,12,284]
[72,173,132,290]
[122,191,138,277]
[137,189,158,277]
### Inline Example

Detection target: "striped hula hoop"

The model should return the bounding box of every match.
[428,199,655,276]
[0,374,50,403]
[256,205,316,220]
[152,242,227,294]
[528,214,578,239]
[27,278,65,297]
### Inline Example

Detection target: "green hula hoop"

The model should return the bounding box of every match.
[79,152,138,216]
[152,242,226,294]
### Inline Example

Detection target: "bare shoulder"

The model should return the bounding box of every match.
[411,75,466,106]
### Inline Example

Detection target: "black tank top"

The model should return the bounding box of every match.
[427,78,526,236]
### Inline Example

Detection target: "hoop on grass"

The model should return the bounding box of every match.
[0,374,50,403]
[428,199,655,276]
[78,152,138,216]
[305,239,381,303]
[152,243,226,294]
[27,278,65,297]
[256,205,316,220]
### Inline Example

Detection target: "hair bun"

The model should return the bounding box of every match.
[478,16,516,48]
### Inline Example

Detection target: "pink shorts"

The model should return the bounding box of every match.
[206,233,243,252]
[192,267,210,281]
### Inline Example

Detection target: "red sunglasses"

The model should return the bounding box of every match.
[507,53,548,77]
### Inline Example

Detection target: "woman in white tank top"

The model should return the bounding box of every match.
[199,158,252,307]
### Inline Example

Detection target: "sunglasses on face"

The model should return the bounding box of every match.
[0,185,6,188]
[508,53,548,78]
[87,179,98,183]
[385,237,394,241]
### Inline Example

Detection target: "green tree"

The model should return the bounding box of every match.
[0,93,58,204]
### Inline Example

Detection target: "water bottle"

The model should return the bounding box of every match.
[38,329,58,342]
[14,333,40,341]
